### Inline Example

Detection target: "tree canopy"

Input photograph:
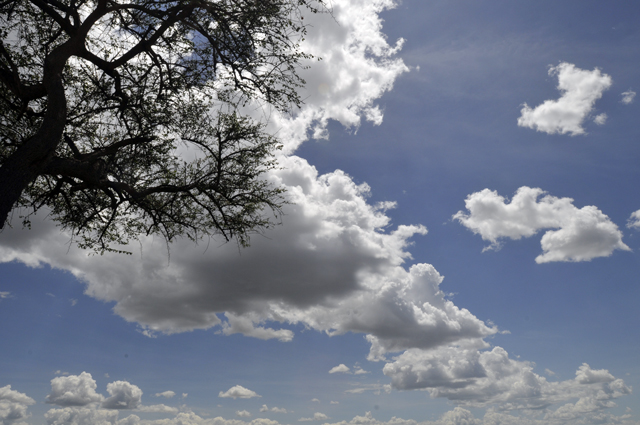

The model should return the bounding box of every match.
[0,0,322,253]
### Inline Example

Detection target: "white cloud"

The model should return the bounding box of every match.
[218,386,261,400]
[593,113,607,125]
[265,0,408,153]
[101,381,142,410]
[46,372,104,407]
[221,313,294,342]
[621,90,636,104]
[518,63,612,135]
[311,399,320,403]
[353,368,369,375]
[0,157,494,362]
[299,413,329,422]
[137,404,178,413]
[237,411,252,418]
[384,345,631,411]
[155,391,176,399]
[45,406,118,425]
[0,291,10,299]
[330,401,339,405]
[0,385,35,425]
[627,209,640,230]
[329,364,351,374]
[260,405,288,414]
[453,186,629,263]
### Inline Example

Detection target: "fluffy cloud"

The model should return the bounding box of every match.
[0,385,35,425]
[236,411,252,418]
[518,63,612,135]
[260,405,288,414]
[593,113,607,125]
[102,381,143,410]
[384,346,631,411]
[299,413,329,422]
[45,407,118,425]
[46,372,104,407]
[218,386,261,400]
[453,186,629,263]
[329,364,351,374]
[265,0,408,152]
[155,391,176,399]
[621,90,636,104]
[627,209,640,230]
[0,156,495,362]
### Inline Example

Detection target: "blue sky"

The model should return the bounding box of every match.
[2,1,640,424]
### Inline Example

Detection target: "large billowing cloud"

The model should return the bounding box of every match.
[0,385,35,425]
[101,381,143,410]
[46,372,105,407]
[265,0,408,153]
[517,63,612,136]
[453,186,629,263]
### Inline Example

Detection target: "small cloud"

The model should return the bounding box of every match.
[593,113,607,125]
[182,393,188,399]
[104,373,110,378]
[622,90,636,104]
[70,299,78,306]
[353,367,369,375]
[545,368,556,376]
[311,398,320,403]
[627,210,640,230]
[299,413,329,422]
[155,391,176,399]
[330,401,339,405]
[0,291,11,299]
[236,410,252,418]
[329,364,350,374]
[260,405,287,414]
[54,370,70,376]
[46,293,55,297]
[218,385,261,399]
[138,404,179,413]
[518,62,612,135]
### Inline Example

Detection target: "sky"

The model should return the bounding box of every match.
[1,1,640,424]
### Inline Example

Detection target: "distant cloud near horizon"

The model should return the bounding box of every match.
[218,385,261,399]
[518,62,612,135]
[454,186,629,263]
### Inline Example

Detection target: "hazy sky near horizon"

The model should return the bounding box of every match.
[2,1,640,425]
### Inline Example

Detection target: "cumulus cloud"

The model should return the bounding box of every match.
[237,411,252,418]
[221,313,294,342]
[0,156,495,362]
[219,386,261,400]
[46,372,104,407]
[518,63,612,135]
[329,364,351,374]
[137,404,178,413]
[621,90,636,104]
[353,368,369,375]
[627,209,640,230]
[384,345,631,411]
[45,406,118,425]
[453,186,629,263]
[101,381,142,410]
[593,113,607,125]
[0,385,35,425]
[260,405,288,414]
[265,0,408,152]
[299,412,329,422]
[155,391,176,399]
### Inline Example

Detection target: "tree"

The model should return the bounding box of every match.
[0,0,322,253]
